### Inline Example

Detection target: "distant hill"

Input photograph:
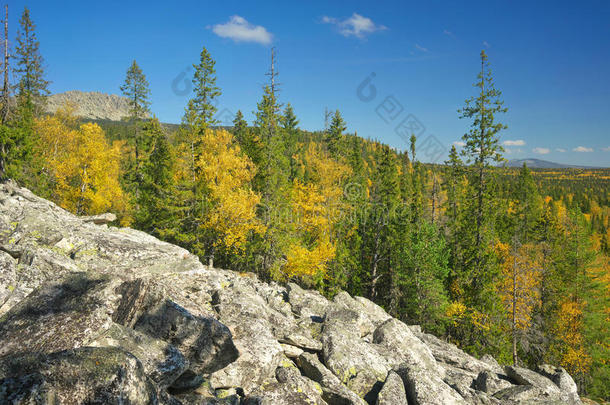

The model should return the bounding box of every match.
[504,158,600,169]
[45,90,132,121]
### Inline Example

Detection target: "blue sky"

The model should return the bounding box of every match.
[9,0,610,166]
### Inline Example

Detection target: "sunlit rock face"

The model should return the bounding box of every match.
[0,181,583,404]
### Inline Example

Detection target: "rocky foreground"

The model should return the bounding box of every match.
[0,181,583,404]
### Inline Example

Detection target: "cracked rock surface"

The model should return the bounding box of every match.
[0,181,583,404]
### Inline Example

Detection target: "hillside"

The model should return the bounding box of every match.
[45,90,132,121]
[0,180,584,404]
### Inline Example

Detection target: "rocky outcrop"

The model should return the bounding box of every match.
[0,181,584,404]
[45,90,134,121]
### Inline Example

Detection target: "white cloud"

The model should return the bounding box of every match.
[573,146,593,152]
[415,43,429,53]
[443,29,454,37]
[483,40,490,48]
[556,148,566,152]
[533,147,550,155]
[321,13,387,38]
[210,15,273,45]
[453,141,466,147]
[502,139,525,146]
[602,146,610,152]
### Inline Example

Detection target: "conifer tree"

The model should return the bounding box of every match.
[512,163,541,243]
[252,84,291,276]
[443,145,465,289]
[14,7,49,114]
[457,50,507,307]
[135,118,174,236]
[232,110,247,142]
[7,7,49,185]
[281,103,300,180]
[363,144,399,301]
[458,50,507,274]
[185,46,221,131]
[120,60,151,184]
[281,103,299,131]
[326,109,346,158]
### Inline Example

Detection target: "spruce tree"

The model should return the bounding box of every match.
[443,145,465,287]
[281,103,299,131]
[458,50,507,272]
[186,46,221,131]
[457,50,507,307]
[512,163,540,243]
[233,110,247,141]
[120,60,151,121]
[135,118,174,236]
[7,7,48,184]
[326,109,346,158]
[14,7,49,114]
[281,103,300,181]
[252,84,290,277]
[120,60,151,185]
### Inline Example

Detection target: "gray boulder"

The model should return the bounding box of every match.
[505,366,563,400]
[473,370,513,395]
[321,305,390,399]
[537,364,581,404]
[295,352,366,405]
[243,362,327,405]
[0,347,157,404]
[376,371,408,405]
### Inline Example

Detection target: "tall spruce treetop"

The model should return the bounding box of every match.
[326,109,346,157]
[120,60,151,121]
[14,7,49,112]
[281,103,299,131]
[458,50,507,167]
[233,110,247,133]
[457,50,507,272]
[187,47,221,129]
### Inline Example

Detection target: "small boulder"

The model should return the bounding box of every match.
[473,370,513,395]
[376,371,408,405]
[504,365,562,399]
[295,352,366,405]
[537,364,581,404]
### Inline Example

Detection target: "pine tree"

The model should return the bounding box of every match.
[14,7,49,114]
[281,103,300,181]
[120,60,151,121]
[364,145,399,301]
[6,7,49,185]
[120,60,151,185]
[185,46,221,130]
[281,103,299,131]
[326,109,346,158]
[135,118,174,236]
[232,110,247,142]
[457,50,507,305]
[254,84,287,196]
[458,50,507,275]
[398,221,450,333]
[443,145,465,292]
[512,163,541,243]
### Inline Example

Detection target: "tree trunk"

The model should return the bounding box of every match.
[512,255,518,366]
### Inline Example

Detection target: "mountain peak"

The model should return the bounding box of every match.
[45,90,131,121]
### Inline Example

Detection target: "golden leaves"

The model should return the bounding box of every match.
[194,128,264,252]
[35,107,127,217]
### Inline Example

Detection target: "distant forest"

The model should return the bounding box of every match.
[0,6,608,401]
